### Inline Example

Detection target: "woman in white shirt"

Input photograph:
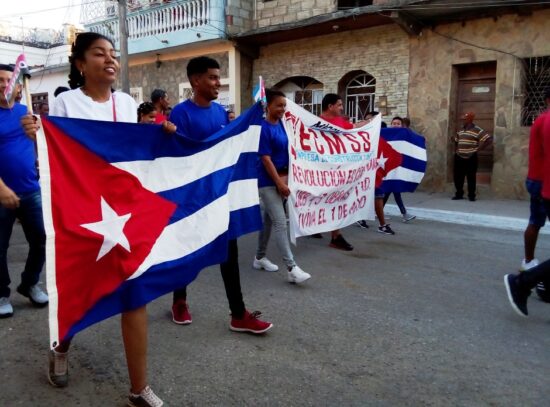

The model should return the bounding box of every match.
[22,32,163,407]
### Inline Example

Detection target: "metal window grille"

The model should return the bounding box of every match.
[521,56,550,126]
[345,73,376,123]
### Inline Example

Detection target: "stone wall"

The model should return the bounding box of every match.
[253,24,409,118]
[409,10,550,198]
[226,0,255,35]
[126,52,229,103]
[256,0,335,28]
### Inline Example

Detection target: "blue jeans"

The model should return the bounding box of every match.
[0,190,46,298]
[256,186,296,269]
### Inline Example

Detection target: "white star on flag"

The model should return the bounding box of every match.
[81,197,132,261]
[377,153,388,170]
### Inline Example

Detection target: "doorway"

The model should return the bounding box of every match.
[454,62,496,184]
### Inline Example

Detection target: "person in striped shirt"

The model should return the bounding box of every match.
[451,112,492,201]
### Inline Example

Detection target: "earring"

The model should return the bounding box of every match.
[80,71,84,77]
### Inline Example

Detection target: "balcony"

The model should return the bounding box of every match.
[85,0,226,55]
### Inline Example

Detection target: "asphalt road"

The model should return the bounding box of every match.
[1,218,549,406]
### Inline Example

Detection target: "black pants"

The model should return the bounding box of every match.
[517,200,550,290]
[453,153,477,199]
[173,239,246,318]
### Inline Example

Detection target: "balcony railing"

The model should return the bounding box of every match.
[86,0,224,53]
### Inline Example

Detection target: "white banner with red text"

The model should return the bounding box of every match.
[283,100,380,243]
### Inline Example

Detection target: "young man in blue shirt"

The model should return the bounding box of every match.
[169,56,272,333]
[0,64,48,318]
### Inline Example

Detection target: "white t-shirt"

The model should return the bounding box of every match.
[51,88,137,123]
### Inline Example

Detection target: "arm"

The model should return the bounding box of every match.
[0,178,20,209]
[261,155,290,197]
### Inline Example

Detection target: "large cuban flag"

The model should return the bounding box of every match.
[379,127,427,192]
[37,103,264,348]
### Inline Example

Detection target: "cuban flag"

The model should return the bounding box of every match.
[37,103,264,348]
[379,128,427,192]
[252,76,266,104]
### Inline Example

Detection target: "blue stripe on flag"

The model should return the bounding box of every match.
[401,155,427,173]
[381,180,421,194]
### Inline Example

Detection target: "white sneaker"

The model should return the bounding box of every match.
[402,213,416,223]
[253,257,279,272]
[287,266,311,284]
[0,297,13,318]
[520,258,539,272]
[128,385,163,407]
[18,284,49,307]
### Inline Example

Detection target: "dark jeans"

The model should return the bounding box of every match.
[173,239,246,318]
[383,192,406,214]
[453,153,478,199]
[0,190,46,298]
[517,200,550,290]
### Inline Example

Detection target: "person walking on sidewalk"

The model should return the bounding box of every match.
[254,89,311,284]
[0,64,48,319]
[169,56,273,333]
[520,88,550,272]
[452,112,492,201]
[383,116,416,223]
[504,101,550,315]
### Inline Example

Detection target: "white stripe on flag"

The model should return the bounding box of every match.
[228,178,259,211]
[387,140,427,162]
[129,179,258,279]
[384,167,425,183]
[112,126,260,193]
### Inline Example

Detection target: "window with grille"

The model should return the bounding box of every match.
[522,56,550,126]
[345,73,376,123]
[337,0,373,10]
[31,92,48,113]
[276,77,324,116]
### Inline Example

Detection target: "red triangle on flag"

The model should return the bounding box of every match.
[42,120,177,341]
[375,136,403,187]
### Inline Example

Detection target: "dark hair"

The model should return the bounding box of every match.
[68,32,115,89]
[381,121,387,128]
[54,86,70,97]
[265,88,285,105]
[38,102,49,109]
[186,56,220,81]
[367,111,379,117]
[0,64,14,72]
[151,89,166,103]
[402,117,411,128]
[391,116,403,124]
[322,93,342,111]
[137,102,156,121]
[544,88,550,100]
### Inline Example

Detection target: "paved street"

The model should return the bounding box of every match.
[1,218,549,406]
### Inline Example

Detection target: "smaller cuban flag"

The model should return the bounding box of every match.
[379,128,427,192]
[252,76,266,104]
[4,54,30,104]
[37,103,264,348]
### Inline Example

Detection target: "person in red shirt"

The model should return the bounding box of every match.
[318,94,370,250]
[151,88,170,124]
[504,88,550,314]
[521,88,550,271]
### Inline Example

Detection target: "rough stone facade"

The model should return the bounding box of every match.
[256,0,335,28]
[125,52,229,103]
[409,10,550,198]
[253,24,409,118]
[226,0,255,34]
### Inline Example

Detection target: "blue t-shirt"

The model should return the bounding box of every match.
[169,99,229,141]
[257,119,289,188]
[0,103,39,195]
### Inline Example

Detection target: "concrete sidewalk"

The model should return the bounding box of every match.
[384,191,550,235]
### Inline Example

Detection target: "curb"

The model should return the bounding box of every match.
[384,204,550,235]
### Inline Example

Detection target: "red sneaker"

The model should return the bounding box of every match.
[172,300,192,325]
[230,310,273,334]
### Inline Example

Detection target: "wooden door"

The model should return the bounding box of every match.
[455,62,496,184]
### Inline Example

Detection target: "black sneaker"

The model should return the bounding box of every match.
[377,224,395,235]
[535,281,550,303]
[356,220,369,229]
[329,235,353,251]
[451,196,463,200]
[504,274,530,317]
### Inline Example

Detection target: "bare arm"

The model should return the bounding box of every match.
[261,155,290,197]
[0,178,20,209]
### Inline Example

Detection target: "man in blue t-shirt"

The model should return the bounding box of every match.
[0,64,48,318]
[169,56,272,333]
